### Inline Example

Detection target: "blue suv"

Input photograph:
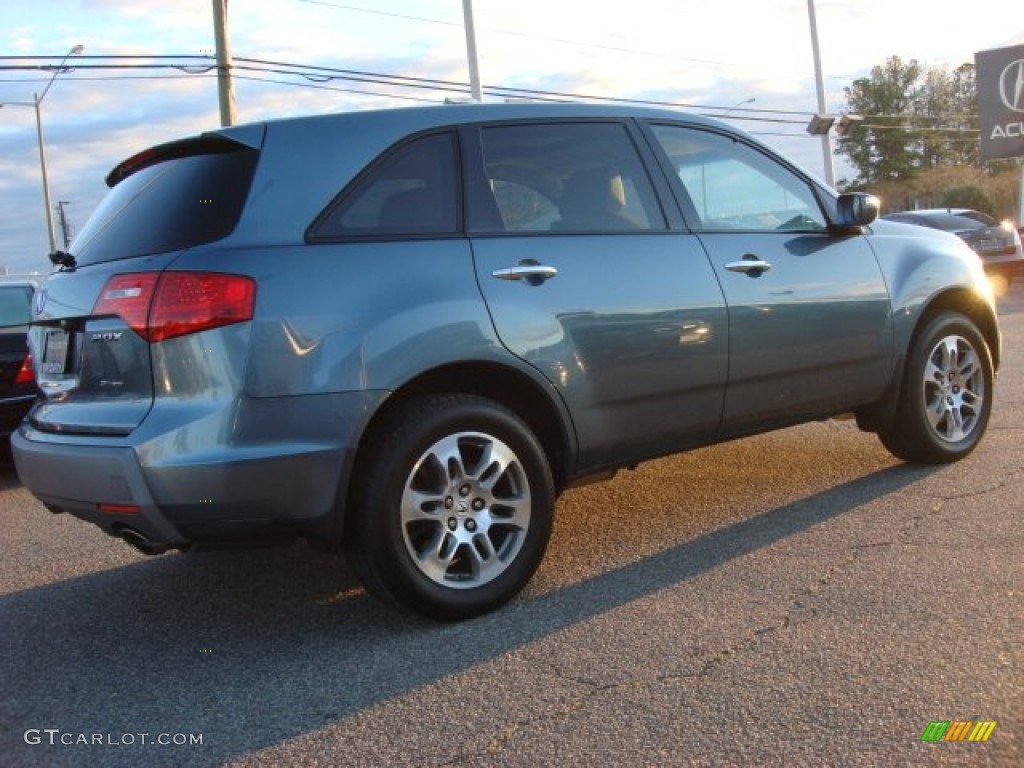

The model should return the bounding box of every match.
[12,103,1000,619]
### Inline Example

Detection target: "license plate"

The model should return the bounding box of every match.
[41,329,70,375]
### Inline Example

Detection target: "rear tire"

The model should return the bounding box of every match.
[345,394,554,620]
[878,312,993,464]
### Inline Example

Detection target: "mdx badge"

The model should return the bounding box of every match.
[91,332,123,342]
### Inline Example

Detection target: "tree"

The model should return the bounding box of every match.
[937,185,993,214]
[836,58,980,186]
[915,67,951,172]
[943,63,979,168]
[837,56,922,185]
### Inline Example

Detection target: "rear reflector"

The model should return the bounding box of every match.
[15,353,34,385]
[93,273,159,339]
[98,503,140,514]
[94,272,256,342]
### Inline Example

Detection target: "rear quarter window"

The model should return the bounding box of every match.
[309,132,459,239]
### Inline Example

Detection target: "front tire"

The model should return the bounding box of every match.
[345,394,554,620]
[878,312,993,464]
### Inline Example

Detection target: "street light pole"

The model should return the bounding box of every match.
[724,97,755,115]
[33,94,58,252]
[10,44,85,255]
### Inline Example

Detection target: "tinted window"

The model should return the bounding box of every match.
[933,212,996,231]
[885,214,935,228]
[0,286,32,326]
[957,211,997,227]
[650,125,827,232]
[313,132,459,238]
[887,212,998,232]
[71,145,258,266]
[477,123,665,233]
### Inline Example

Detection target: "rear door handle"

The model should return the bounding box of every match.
[492,261,558,285]
[725,256,772,275]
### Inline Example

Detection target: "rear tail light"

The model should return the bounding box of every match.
[15,353,35,385]
[98,503,140,515]
[94,272,256,342]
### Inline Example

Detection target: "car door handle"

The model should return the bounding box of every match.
[725,256,772,274]
[491,262,558,284]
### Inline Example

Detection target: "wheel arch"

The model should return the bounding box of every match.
[858,285,1000,434]
[354,360,574,494]
[914,287,1000,371]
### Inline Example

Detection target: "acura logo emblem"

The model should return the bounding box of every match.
[33,288,47,316]
[1000,59,1024,113]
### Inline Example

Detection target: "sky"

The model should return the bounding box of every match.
[1,0,1021,276]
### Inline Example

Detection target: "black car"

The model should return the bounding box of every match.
[0,282,37,444]
[882,208,1024,284]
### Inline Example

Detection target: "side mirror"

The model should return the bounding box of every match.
[835,192,879,228]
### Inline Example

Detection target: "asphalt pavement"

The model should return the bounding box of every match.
[2,284,1022,767]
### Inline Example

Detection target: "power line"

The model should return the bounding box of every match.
[1,56,814,122]
[232,73,437,103]
[292,0,740,69]
[859,123,979,134]
[0,55,985,135]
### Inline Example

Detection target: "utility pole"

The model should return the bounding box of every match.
[806,0,835,187]
[212,0,237,126]
[461,0,483,102]
[57,201,73,249]
[1019,158,1024,226]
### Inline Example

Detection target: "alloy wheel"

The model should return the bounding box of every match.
[400,431,532,589]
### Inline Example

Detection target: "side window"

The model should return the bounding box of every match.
[312,132,458,238]
[649,124,828,232]
[477,123,665,233]
[490,179,560,231]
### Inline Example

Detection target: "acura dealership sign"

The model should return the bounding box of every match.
[976,44,1024,161]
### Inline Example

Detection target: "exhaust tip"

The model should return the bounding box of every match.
[116,527,169,556]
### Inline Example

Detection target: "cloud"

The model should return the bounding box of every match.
[0,0,1017,275]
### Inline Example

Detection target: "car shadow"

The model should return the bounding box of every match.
[0,460,937,767]
[0,457,22,490]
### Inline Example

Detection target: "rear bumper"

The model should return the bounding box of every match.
[982,253,1024,274]
[11,431,189,546]
[11,390,386,547]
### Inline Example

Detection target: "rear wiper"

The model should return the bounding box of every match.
[49,250,77,270]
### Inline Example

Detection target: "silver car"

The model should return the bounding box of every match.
[12,103,1000,619]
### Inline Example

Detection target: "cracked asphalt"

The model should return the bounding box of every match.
[2,286,1022,767]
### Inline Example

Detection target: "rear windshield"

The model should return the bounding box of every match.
[926,211,997,232]
[949,211,997,228]
[70,143,258,266]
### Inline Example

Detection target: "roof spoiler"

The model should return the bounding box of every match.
[105,123,265,187]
